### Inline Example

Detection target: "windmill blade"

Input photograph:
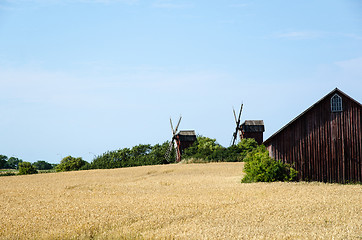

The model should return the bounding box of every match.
[233,107,238,124]
[231,107,238,146]
[237,103,243,123]
[168,139,175,152]
[174,116,182,133]
[170,118,174,134]
[231,103,243,146]
[229,135,235,146]
[235,103,244,144]
[165,138,175,162]
[232,129,238,145]
[166,115,182,162]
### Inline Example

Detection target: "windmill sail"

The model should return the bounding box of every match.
[231,104,243,145]
[165,116,182,162]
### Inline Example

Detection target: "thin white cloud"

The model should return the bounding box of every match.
[152,0,193,9]
[229,3,249,8]
[274,31,362,41]
[274,31,323,40]
[341,33,362,40]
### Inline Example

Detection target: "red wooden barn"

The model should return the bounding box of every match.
[263,88,361,183]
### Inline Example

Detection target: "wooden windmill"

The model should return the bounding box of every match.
[231,104,243,145]
[165,116,197,162]
[231,104,265,145]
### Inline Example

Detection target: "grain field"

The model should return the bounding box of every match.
[0,162,361,239]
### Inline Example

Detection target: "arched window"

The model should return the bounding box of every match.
[331,94,343,112]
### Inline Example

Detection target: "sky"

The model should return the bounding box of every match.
[0,0,361,164]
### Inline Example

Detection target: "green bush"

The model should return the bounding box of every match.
[56,156,89,172]
[241,145,297,183]
[18,162,38,175]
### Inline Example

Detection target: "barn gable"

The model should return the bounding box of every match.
[263,88,361,183]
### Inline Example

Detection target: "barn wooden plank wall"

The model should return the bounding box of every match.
[264,89,361,183]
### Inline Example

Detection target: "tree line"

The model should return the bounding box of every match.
[0,155,55,170]
[1,136,297,182]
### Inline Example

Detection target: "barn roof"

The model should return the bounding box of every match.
[263,88,361,145]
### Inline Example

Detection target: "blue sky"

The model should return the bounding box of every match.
[1,0,361,163]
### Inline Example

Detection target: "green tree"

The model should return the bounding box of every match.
[181,136,259,162]
[56,156,89,172]
[7,157,23,169]
[149,141,170,165]
[33,160,53,170]
[91,148,131,169]
[18,162,38,175]
[90,142,171,169]
[129,144,153,166]
[0,155,8,169]
[182,136,224,161]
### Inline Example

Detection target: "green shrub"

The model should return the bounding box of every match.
[237,138,259,160]
[56,156,89,172]
[241,146,297,183]
[18,162,38,175]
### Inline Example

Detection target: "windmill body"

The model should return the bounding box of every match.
[165,117,197,162]
[240,120,265,145]
[174,130,197,161]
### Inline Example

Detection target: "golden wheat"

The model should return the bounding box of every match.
[0,163,361,239]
